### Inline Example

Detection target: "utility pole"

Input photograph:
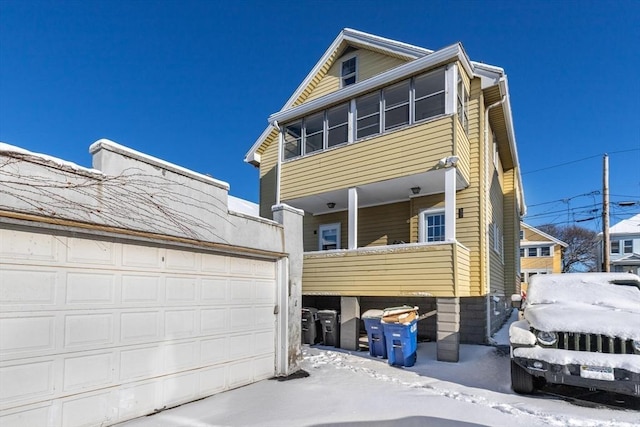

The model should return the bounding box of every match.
[602,154,610,272]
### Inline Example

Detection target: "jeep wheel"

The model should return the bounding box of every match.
[511,360,535,394]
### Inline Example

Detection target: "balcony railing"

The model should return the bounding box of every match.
[302,241,470,298]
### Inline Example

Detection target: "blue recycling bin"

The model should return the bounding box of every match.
[382,319,418,367]
[362,309,387,358]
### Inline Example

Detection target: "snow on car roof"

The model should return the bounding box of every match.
[524,273,640,339]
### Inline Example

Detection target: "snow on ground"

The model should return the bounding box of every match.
[119,318,639,427]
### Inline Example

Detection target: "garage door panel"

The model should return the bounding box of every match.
[200,337,227,364]
[121,275,161,303]
[66,273,116,304]
[165,310,196,338]
[0,360,55,403]
[121,245,162,269]
[0,315,56,356]
[63,352,114,392]
[165,249,197,271]
[120,311,161,343]
[0,269,57,306]
[229,279,254,302]
[0,228,58,262]
[0,229,278,426]
[64,313,113,348]
[201,278,227,302]
[163,341,198,372]
[120,346,162,380]
[67,238,115,266]
[165,277,197,302]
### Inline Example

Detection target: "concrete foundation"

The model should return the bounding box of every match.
[436,297,460,362]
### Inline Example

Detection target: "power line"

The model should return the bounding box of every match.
[522,148,640,175]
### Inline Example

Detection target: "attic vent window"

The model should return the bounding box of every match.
[341,57,357,87]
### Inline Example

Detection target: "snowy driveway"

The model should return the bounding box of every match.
[118,343,639,427]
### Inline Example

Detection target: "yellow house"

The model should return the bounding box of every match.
[520,223,567,292]
[245,29,526,361]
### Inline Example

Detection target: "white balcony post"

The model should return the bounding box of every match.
[445,167,456,241]
[348,187,358,249]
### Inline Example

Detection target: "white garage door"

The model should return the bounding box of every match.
[0,226,278,427]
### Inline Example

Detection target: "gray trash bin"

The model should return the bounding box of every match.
[317,309,340,347]
[301,307,320,344]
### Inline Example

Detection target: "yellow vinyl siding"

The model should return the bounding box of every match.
[258,133,279,219]
[409,194,445,242]
[502,169,519,296]
[553,247,563,272]
[303,242,470,297]
[455,119,471,184]
[489,166,505,295]
[306,48,409,103]
[281,116,455,200]
[303,202,410,252]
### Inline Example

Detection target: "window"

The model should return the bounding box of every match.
[319,223,341,250]
[304,112,324,154]
[540,246,551,257]
[519,230,524,240]
[341,57,357,87]
[327,103,349,148]
[414,68,445,122]
[492,223,504,261]
[420,209,445,242]
[281,66,447,161]
[383,80,410,130]
[519,248,525,257]
[456,76,469,133]
[356,92,380,139]
[623,239,633,254]
[528,247,537,257]
[611,240,620,254]
[283,121,302,160]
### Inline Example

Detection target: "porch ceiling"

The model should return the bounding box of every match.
[285,168,468,215]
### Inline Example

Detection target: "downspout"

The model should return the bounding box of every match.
[273,120,282,206]
[484,93,505,344]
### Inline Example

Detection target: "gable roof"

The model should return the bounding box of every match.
[521,223,568,247]
[610,213,640,235]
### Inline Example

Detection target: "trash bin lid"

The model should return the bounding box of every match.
[302,307,318,314]
[362,309,384,319]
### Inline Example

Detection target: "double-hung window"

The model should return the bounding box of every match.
[356,92,380,139]
[420,209,445,243]
[414,67,445,122]
[528,247,537,257]
[283,121,302,160]
[457,76,469,133]
[304,112,324,154]
[540,246,551,257]
[611,240,620,254]
[383,80,410,131]
[319,223,341,251]
[341,57,357,87]
[327,103,349,148]
[623,240,633,254]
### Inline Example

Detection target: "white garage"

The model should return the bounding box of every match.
[0,140,303,427]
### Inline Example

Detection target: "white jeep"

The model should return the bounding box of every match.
[509,273,640,396]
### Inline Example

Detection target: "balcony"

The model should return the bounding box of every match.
[302,241,470,298]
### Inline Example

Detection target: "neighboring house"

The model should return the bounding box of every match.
[0,141,303,427]
[244,29,526,362]
[519,223,567,292]
[596,213,640,274]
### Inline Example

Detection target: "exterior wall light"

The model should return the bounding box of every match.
[327,202,336,209]
[411,187,421,195]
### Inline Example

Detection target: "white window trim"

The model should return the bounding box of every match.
[418,208,445,243]
[318,223,341,251]
[340,55,358,88]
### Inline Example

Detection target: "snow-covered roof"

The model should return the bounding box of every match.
[524,273,640,340]
[609,213,640,235]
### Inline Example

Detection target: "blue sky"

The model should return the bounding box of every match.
[1,0,638,231]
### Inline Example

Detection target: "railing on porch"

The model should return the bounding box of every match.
[303,241,470,297]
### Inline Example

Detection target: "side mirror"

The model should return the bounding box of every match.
[511,294,523,309]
